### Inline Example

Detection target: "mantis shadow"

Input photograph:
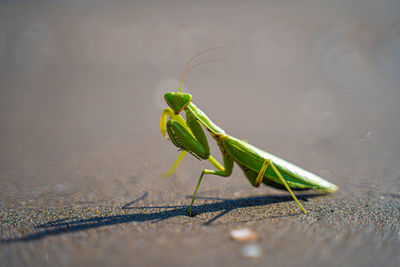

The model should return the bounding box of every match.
[2,192,323,243]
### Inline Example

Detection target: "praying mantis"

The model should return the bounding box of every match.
[160,47,338,216]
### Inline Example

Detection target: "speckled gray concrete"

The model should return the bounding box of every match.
[1,1,400,267]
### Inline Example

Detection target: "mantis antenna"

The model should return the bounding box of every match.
[178,46,224,92]
[186,59,226,74]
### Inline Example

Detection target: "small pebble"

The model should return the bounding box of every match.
[230,228,259,242]
[233,191,241,197]
[241,244,262,258]
[55,184,67,192]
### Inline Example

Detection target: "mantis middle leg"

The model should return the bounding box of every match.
[189,154,234,216]
[163,151,225,178]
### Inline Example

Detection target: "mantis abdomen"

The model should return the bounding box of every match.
[218,134,338,192]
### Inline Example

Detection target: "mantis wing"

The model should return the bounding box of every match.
[221,135,338,193]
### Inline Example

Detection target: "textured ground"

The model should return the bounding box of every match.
[1,135,399,267]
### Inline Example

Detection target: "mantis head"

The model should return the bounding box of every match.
[164,92,192,114]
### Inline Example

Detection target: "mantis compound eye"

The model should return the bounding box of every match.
[164,92,192,114]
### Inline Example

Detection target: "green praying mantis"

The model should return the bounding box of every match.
[160,47,338,216]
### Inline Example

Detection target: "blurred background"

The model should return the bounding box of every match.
[0,0,399,209]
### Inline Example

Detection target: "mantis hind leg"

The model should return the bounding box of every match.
[255,159,308,215]
[189,154,234,216]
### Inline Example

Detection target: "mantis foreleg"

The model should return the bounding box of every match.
[160,108,187,139]
[161,107,225,177]
[255,159,307,214]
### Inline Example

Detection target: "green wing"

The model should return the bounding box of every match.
[221,135,338,192]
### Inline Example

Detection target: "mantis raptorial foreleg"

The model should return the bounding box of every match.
[255,159,307,214]
[161,107,226,178]
[189,154,234,216]
[160,108,187,139]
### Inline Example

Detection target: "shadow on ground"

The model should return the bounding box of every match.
[2,193,323,243]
